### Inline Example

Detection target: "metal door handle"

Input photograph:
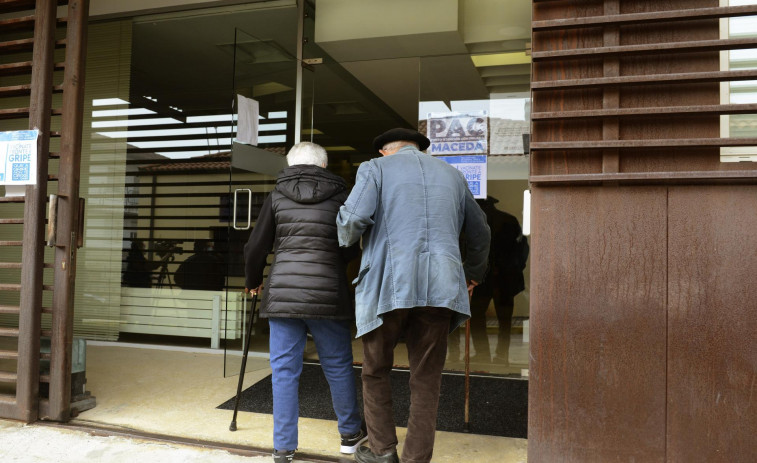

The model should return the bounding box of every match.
[232,189,252,230]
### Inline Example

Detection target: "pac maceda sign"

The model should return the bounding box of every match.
[426,111,488,155]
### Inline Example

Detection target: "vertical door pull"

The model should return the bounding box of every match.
[233,189,252,230]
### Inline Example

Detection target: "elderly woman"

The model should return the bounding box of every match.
[244,142,366,463]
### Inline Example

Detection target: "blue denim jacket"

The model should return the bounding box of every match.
[337,146,491,337]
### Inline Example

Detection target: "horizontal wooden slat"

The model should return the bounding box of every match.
[0,372,18,383]
[532,104,757,121]
[531,138,757,150]
[0,218,23,224]
[0,394,14,406]
[0,83,42,97]
[532,5,757,31]
[0,0,67,14]
[0,197,25,203]
[0,327,20,337]
[0,350,18,360]
[0,38,33,53]
[0,263,22,269]
[532,70,757,90]
[0,60,64,77]
[0,108,29,120]
[0,37,62,54]
[0,284,21,291]
[0,305,20,314]
[532,37,757,60]
[0,61,32,76]
[0,14,34,31]
[0,107,60,120]
[530,170,757,185]
[40,374,50,383]
[42,285,54,291]
[0,241,23,246]
[41,330,52,337]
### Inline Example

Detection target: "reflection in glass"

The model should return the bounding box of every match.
[722,2,757,161]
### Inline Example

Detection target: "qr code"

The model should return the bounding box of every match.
[467,181,480,195]
[11,163,29,181]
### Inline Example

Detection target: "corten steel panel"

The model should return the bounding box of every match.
[528,187,667,463]
[667,186,757,462]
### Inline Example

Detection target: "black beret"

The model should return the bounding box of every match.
[373,128,431,153]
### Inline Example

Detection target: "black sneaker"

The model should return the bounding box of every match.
[272,449,295,463]
[340,423,368,454]
[354,445,399,463]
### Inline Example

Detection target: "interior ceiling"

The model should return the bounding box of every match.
[129,1,531,155]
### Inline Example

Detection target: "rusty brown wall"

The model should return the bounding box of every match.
[529,1,757,461]
[667,186,757,461]
[529,186,668,462]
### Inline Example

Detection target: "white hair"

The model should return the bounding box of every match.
[286,141,328,167]
[382,140,418,152]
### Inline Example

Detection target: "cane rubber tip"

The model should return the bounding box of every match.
[229,422,237,432]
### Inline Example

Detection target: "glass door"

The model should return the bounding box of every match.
[222,23,303,377]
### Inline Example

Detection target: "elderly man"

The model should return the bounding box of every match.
[337,128,490,463]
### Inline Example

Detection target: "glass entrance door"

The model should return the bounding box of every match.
[222,24,302,377]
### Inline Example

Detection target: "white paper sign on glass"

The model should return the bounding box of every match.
[440,155,488,199]
[0,130,38,187]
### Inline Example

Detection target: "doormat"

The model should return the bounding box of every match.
[218,363,527,439]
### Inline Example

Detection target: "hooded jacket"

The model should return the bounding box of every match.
[244,164,357,319]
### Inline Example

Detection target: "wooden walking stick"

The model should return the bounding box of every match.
[229,291,258,431]
[463,317,471,433]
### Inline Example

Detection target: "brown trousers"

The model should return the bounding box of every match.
[361,307,453,463]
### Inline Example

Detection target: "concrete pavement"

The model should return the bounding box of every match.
[0,419,272,463]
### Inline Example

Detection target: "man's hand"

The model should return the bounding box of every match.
[467,280,479,298]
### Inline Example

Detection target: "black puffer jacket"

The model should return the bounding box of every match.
[244,164,358,319]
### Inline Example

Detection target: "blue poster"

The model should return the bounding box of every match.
[0,130,38,187]
[440,155,487,199]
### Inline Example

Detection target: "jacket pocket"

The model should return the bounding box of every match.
[352,264,370,285]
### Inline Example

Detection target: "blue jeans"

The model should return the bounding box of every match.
[268,317,362,451]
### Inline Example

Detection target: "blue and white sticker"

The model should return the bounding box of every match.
[1,130,38,187]
[440,155,487,199]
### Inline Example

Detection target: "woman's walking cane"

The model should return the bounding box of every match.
[229,291,258,431]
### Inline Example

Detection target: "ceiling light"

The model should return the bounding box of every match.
[471,52,531,68]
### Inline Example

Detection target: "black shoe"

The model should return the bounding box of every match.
[340,422,368,454]
[354,445,399,463]
[272,449,295,463]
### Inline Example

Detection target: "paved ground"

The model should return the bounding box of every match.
[0,420,272,463]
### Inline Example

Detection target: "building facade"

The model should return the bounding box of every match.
[1,1,756,461]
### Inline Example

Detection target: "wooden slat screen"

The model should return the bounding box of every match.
[530,0,757,186]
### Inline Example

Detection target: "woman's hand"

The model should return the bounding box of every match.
[244,284,263,295]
